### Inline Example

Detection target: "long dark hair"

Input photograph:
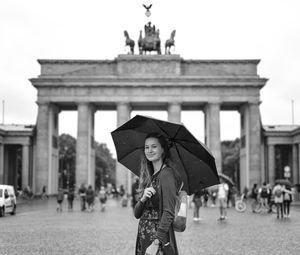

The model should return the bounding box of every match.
[138,132,181,193]
[138,133,169,191]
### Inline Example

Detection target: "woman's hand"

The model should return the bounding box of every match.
[145,240,159,255]
[141,187,156,203]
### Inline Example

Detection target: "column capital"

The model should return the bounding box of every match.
[248,99,261,105]
[36,101,50,107]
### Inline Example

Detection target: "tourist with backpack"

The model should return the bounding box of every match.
[259,182,269,207]
[273,183,284,219]
[134,133,181,255]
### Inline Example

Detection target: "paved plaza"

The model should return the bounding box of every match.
[0,198,300,255]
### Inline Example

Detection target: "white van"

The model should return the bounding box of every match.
[0,185,17,217]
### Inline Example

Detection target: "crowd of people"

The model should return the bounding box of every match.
[184,180,295,222]
[249,181,293,219]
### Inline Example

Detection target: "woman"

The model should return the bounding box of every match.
[134,132,181,255]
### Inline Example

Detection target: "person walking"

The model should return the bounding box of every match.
[282,185,293,218]
[86,185,95,212]
[67,188,75,211]
[259,182,270,208]
[57,188,64,212]
[273,183,284,219]
[202,188,209,207]
[99,186,107,212]
[217,181,229,220]
[41,185,48,200]
[250,183,259,213]
[78,183,87,211]
[134,132,181,255]
[192,190,203,221]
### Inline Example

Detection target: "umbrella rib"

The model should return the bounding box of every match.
[117,146,143,162]
[175,142,218,179]
[173,142,191,194]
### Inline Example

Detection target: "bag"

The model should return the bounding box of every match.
[284,192,290,201]
[173,182,187,232]
[261,187,268,198]
[274,188,282,198]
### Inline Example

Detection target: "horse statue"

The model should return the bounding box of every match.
[165,30,176,55]
[138,22,161,55]
[124,30,135,55]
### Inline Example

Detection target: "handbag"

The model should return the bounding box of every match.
[173,182,187,232]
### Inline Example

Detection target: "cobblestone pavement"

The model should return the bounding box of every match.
[0,198,300,255]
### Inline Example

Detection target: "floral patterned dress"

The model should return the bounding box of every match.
[135,172,160,255]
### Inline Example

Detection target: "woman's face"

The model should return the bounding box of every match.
[144,137,164,163]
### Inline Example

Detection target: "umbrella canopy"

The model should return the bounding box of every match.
[218,173,235,186]
[111,115,220,195]
[275,179,292,187]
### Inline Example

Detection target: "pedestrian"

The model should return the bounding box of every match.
[259,182,269,207]
[211,190,217,207]
[250,183,259,212]
[86,185,95,212]
[134,132,181,255]
[78,183,87,211]
[57,188,64,212]
[282,185,293,218]
[273,183,284,219]
[99,186,107,212]
[217,181,229,220]
[202,188,209,207]
[131,177,140,212]
[41,185,48,200]
[192,190,203,221]
[67,188,75,211]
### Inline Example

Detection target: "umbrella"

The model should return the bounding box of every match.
[218,173,235,186]
[275,179,292,187]
[111,115,220,195]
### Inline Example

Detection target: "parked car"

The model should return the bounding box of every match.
[0,185,17,217]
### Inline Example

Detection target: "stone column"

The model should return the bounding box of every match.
[292,144,298,184]
[116,102,131,194]
[22,145,30,188]
[168,102,181,124]
[268,144,275,184]
[76,103,95,189]
[48,105,60,194]
[298,143,300,184]
[35,102,50,194]
[0,142,4,183]
[204,102,221,172]
[248,102,262,186]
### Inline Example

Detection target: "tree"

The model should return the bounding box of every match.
[221,138,240,188]
[58,134,76,189]
[94,142,116,189]
[58,134,116,190]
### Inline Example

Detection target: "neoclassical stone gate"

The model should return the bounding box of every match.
[30,55,267,194]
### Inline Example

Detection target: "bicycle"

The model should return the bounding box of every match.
[235,194,247,212]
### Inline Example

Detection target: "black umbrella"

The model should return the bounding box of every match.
[111,115,220,195]
[218,173,235,186]
[275,179,292,187]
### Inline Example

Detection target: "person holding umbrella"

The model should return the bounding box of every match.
[111,115,220,255]
[134,132,181,255]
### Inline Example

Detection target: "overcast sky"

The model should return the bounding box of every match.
[1,0,300,156]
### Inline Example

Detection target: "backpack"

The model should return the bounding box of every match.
[261,187,268,198]
[274,188,282,198]
[173,182,187,232]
